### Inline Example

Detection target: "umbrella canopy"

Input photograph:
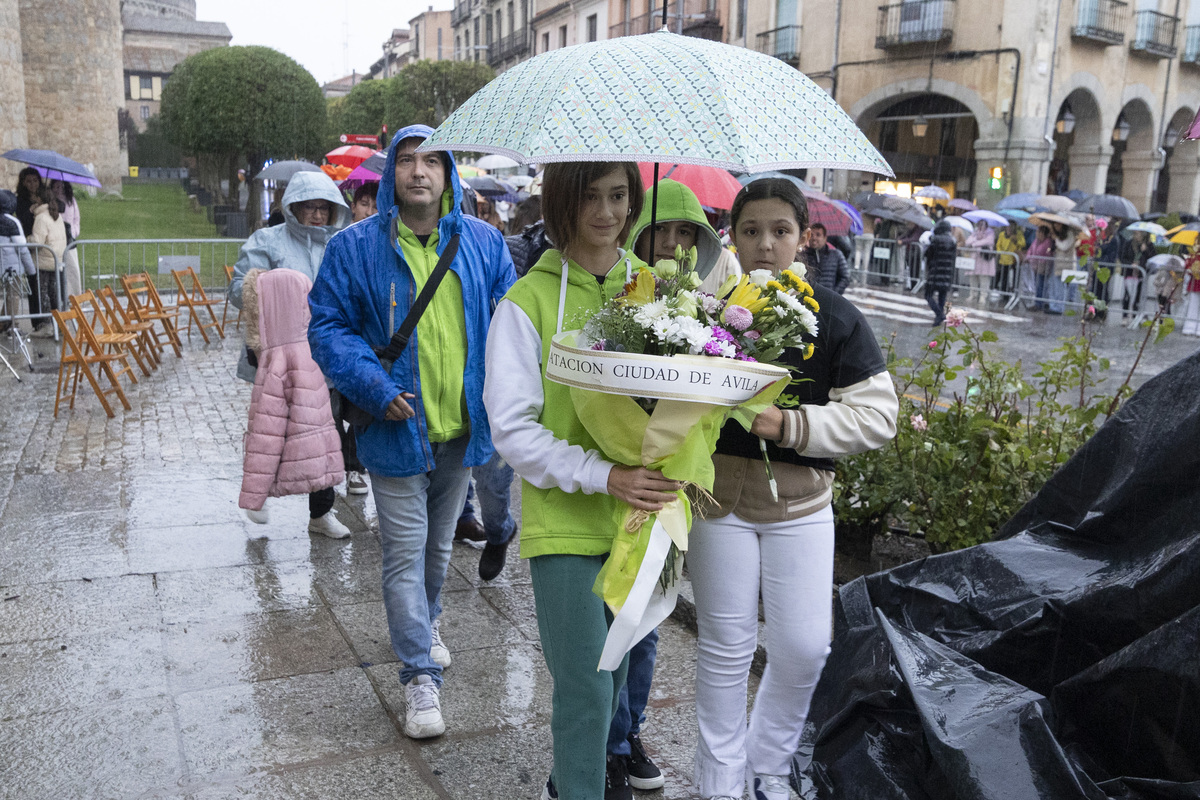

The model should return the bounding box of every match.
[941,216,975,234]
[914,185,950,200]
[851,191,927,216]
[419,30,892,176]
[476,154,521,170]
[947,198,977,212]
[995,192,1041,211]
[2,148,101,187]
[869,207,934,231]
[326,145,376,169]
[1072,194,1139,219]
[1170,230,1198,246]
[466,175,515,196]
[1185,107,1200,140]
[1035,195,1077,213]
[1064,189,1089,201]
[642,163,743,209]
[508,174,535,188]
[963,209,1009,228]
[256,160,321,182]
[830,200,863,236]
[1124,220,1168,238]
[1147,254,1186,272]
[1000,209,1031,221]
[1030,212,1086,231]
[321,163,352,182]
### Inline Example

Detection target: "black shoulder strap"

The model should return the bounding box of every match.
[379,232,461,364]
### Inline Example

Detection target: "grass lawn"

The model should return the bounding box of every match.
[74,184,241,292]
[78,183,222,240]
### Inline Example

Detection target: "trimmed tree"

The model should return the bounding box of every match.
[160,45,326,215]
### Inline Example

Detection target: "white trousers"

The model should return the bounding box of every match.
[1183,293,1200,336]
[688,505,835,798]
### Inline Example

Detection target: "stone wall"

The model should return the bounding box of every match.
[18,0,126,189]
[0,0,29,189]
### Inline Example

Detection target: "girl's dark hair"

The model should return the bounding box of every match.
[730,178,809,232]
[54,179,74,204]
[16,167,41,201]
[352,182,375,206]
[38,187,60,220]
[542,162,643,258]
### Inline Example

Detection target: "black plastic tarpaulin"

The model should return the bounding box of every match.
[800,350,1200,799]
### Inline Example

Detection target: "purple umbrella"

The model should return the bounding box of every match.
[948,198,977,212]
[963,209,1008,228]
[3,148,102,187]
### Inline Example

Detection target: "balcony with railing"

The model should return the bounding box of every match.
[488,29,530,65]
[1072,0,1127,45]
[1130,9,1178,57]
[451,0,471,26]
[876,0,955,49]
[1182,24,1200,65]
[609,0,721,40]
[755,25,801,64]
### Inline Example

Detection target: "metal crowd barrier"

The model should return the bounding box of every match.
[1,241,67,337]
[68,238,247,297]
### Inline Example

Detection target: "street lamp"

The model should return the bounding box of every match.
[1112,115,1131,143]
[1055,105,1076,135]
[912,115,929,138]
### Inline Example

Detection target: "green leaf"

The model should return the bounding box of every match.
[980,331,999,343]
[1156,316,1176,343]
[1096,267,1111,285]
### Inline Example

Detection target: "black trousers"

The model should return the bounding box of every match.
[925,286,948,323]
[309,487,335,519]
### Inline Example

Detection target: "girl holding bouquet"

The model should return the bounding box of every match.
[688,179,899,800]
[483,162,678,800]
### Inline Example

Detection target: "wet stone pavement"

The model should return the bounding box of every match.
[0,336,725,800]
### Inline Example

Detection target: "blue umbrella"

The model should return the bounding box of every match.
[996,192,1041,211]
[831,200,863,235]
[3,148,101,187]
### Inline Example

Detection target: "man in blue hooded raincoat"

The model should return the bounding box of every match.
[308,125,516,739]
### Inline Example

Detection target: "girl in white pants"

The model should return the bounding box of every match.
[689,179,898,800]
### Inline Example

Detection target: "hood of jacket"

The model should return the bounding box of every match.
[0,189,16,217]
[933,220,952,236]
[246,267,313,352]
[625,179,723,280]
[281,171,350,245]
[377,123,464,241]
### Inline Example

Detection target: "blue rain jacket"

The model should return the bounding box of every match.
[307,124,516,477]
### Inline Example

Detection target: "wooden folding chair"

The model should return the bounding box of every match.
[172,266,225,343]
[69,291,142,384]
[222,265,242,331]
[98,285,162,369]
[120,273,183,358]
[52,307,132,418]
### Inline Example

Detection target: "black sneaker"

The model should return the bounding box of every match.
[605,753,633,800]
[626,733,665,790]
[541,775,558,800]
[478,539,509,581]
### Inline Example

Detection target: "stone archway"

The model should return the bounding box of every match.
[1109,97,1160,212]
[1052,88,1106,195]
[1161,107,1200,213]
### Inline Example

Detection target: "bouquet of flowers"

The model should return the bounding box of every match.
[545,247,820,669]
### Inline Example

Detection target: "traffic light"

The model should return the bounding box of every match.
[989,166,1004,190]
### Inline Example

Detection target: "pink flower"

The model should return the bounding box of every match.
[590,340,607,351]
[945,308,968,328]
[744,330,762,341]
[723,304,754,331]
[910,414,928,432]
[928,340,938,349]
[1087,305,1096,314]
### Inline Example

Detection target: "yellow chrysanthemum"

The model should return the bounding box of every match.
[615,268,656,307]
[803,295,820,312]
[766,280,784,292]
[795,280,814,296]
[802,342,816,360]
[725,276,770,314]
[781,269,800,286]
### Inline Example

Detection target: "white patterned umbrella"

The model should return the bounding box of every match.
[419,30,893,176]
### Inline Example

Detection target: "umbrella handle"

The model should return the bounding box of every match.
[647,163,661,266]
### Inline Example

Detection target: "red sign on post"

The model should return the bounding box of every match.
[340,134,380,145]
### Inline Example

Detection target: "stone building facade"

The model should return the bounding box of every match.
[0,0,229,190]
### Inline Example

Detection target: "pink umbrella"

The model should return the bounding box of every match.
[1185,107,1200,141]
[637,163,743,210]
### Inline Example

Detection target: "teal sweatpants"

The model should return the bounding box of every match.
[530,554,630,800]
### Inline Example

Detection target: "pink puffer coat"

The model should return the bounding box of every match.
[238,268,344,510]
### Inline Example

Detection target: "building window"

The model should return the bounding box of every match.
[456,34,461,58]
[587,13,597,41]
[140,75,153,96]
[542,31,550,51]
[496,10,502,38]
[559,24,567,47]
[487,13,493,43]
[140,104,150,120]
[521,0,528,27]
[508,1,515,34]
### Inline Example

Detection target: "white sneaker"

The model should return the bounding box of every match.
[403,674,445,738]
[430,619,451,668]
[346,471,369,495]
[751,773,789,800]
[244,507,269,525]
[308,510,351,539]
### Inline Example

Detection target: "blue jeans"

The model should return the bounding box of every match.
[1034,272,1050,309]
[1048,274,1077,313]
[370,436,472,687]
[458,451,516,546]
[607,627,659,755]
